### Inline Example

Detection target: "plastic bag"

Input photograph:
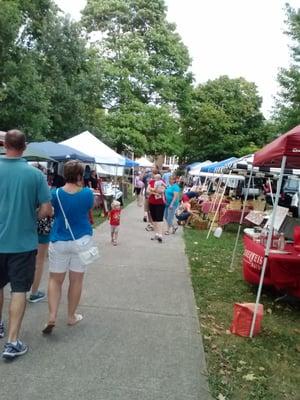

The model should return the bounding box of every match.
[75,235,100,266]
[230,303,263,337]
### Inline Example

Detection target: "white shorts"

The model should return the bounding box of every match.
[49,235,92,273]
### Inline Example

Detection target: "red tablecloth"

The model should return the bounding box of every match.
[219,209,250,226]
[201,201,227,214]
[243,234,300,297]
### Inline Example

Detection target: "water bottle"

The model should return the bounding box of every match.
[260,228,268,246]
[272,229,279,249]
[278,233,285,251]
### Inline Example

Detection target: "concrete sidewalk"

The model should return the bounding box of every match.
[0,202,211,400]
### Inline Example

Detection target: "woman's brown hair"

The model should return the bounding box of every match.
[63,160,84,183]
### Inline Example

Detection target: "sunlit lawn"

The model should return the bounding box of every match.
[184,227,300,400]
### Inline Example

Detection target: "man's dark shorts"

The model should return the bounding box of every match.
[0,251,37,292]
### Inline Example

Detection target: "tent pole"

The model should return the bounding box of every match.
[268,177,274,206]
[132,151,135,196]
[249,156,287,338]
[207,172,214,194]
[207,172,231,239]
[115,165,117,199]
[202,175,208,191]
[209,172,219,212]
[229,167,253,270]
[209,172,224,227]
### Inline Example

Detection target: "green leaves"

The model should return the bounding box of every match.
[0,0,191,157]
[0,0,105,142]
[274,5,300,132]
[1,55,51,140]
[182,76,265,162]
[1,0,285,162]
[104,101,181,156]
[82,0,192,156]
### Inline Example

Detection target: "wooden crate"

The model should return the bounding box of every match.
[208,212,219,222]
[193,219,209,230]
[252,199,266,211]
[227,200,242,210]
[189,214,209,230]
[209,221,219,230]
[190,199,202,211]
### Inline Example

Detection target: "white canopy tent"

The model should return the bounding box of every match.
[61,131,125,176]
[194,171,245,189]
[135,156,153,168]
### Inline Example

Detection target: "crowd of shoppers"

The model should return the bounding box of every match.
[0,129,182,361]
[136,168,183,242]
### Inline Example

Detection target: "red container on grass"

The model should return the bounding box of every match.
[294,226,300,251]
[230,303,264,337]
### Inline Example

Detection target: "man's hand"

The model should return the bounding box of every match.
[38,202,53,219]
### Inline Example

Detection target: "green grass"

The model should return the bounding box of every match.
[92,209,106,227]
[184,227,300,400]
[123,186,134,208]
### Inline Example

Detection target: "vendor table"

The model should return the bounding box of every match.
[201,201,228,214]
[243,234,300,298]
[219,209,250,226]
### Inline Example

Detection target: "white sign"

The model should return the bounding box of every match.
[266,205,289,231]
[245,211,266,226]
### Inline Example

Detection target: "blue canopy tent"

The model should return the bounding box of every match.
[186,160,212,175]
[200,157,238,173]
[27,141,95,163]
[125,158,139,168]
[200,161,219,173]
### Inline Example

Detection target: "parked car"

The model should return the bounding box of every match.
[283,176,300,197]
[282,177,300,217]
[266,177,300,215]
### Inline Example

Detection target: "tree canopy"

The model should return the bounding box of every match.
[82,0,193,155]
[182,76,265,162]
[274,4,300,132]
[0,0,105,141]
[0,0,287,162]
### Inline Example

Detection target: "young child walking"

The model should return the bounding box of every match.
[109,200,121,245]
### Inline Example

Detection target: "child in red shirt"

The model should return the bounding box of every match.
[109,200,121,246]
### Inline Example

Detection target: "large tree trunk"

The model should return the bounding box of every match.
[155,154,164,170]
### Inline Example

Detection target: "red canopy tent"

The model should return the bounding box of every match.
[253,125,300,168]
[250,125,300,337]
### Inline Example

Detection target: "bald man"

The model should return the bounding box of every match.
[0,130,52,359]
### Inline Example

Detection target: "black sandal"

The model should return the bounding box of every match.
[42,322,55,334]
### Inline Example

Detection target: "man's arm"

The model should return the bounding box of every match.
[37,202,53,219]
[36,170,52,218]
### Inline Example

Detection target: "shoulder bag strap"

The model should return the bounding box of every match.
[56,188,76,241]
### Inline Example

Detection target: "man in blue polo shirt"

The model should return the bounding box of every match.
[0,130,52,359]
